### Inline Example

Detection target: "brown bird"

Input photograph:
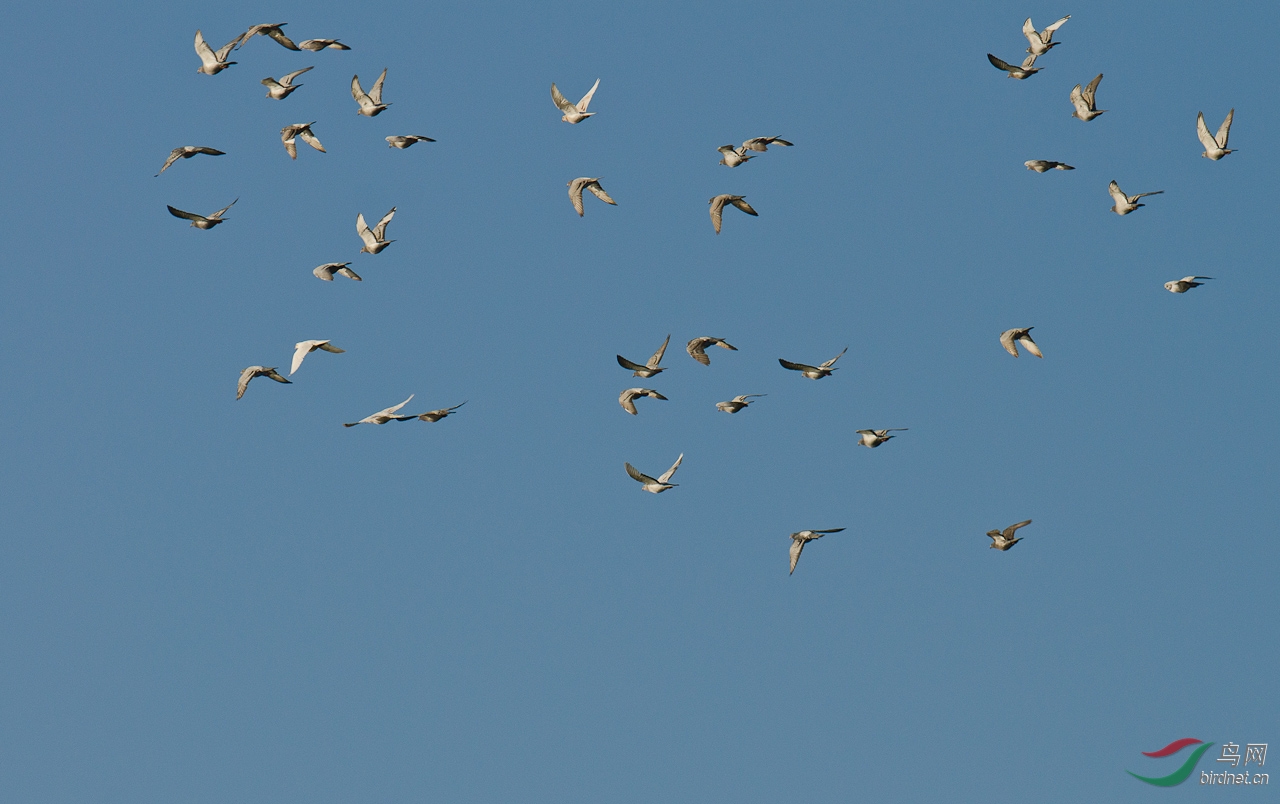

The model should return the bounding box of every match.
[987,520,1032,550]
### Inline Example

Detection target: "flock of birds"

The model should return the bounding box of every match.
[161,15,1227,574]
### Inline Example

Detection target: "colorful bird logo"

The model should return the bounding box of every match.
[1127,738,1214,786]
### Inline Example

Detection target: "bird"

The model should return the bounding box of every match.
[280,122,325,159]
[357,207,396,254]
[718,136,794,166]
[351,69,390,116]
[237,366,290,400]
[550,79,600,123]
[290,340,345,375]
[236,23,299,50]
[385,135,436,149]
[779,347,848,379]
[988,520,1032,551]
[344,395,416,427]
[617,335,670,378]
[1025,160,1074,172]
[167,199,237,229]
[1108,180,1163,215]
[618,388,668,415]
[194,29,242,75]
[155,146,224,176]
[988,53,1040,79]
[416,402,466,422]
[717,146,753,167]
[686,337,737,366]
[716,394,765,413]
[789,528,846,575]
[625,453,683,493]
[1023,16,1069,56]
[567,177,617,216]
[298,39,351,51]
[1196,109,1235,160]
[741,136,794,152]
[708,195,758,234]
[261,67,313,99]
[313,262,362,282]
[999,327,1042,358]
[1165,276,1212,293]
[856,429,907,448]
[1070,74,1106,121]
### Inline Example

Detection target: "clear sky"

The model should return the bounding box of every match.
[2,2,1276,802]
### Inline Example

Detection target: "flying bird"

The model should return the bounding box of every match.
[237,366,290,400]
[716,394,765,414]
[988,520,1032,551]
[237,23,299,50]
[1108,180,1163,215]
[280,122,325,159]
[779,347,848,379]
[856,429,907,448]
[999,327,1042,358]
[167,198,237,229]
[1196,109,1234,160]
[313,262,362,282]
[708,195,758,234]
[550,79,600,123]
[194,29,242,75]
[298,39,350,51]
[1024,160,1074,172]
[568,177,617,216]
[618,388,668,415]
[385,135,436,149]
[357,207,396,254]
[290,340,345,375]
[1023,16,1069,56]
[155,146,224,176]
[261,67,313,99]
[717,146,753,167]
[351,69,390,116]
[1165,276,1211,293]
[988,53,1040,79]
[416,402,466,422]
[625,453,683,494]
[1070,74,1106,121]
[617,335,670,378]
[686,337,737,366]
[741,136,794,152]
[789,528,845,575]
[344,395,416,427]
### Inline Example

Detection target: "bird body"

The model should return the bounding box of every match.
[618,388,668,415]
[988,53,1039,79]
[1025,160,1073,172]
[237,366,290,399]
[779,347,848,379]
[551,79,600,123]
[999,328,1042,358]
[789,528,845,574]
[280,122,325,159]
[708,195,757,234]
[625,454,683,493]
[313,262,362,282]
[1023,16,1069,56]
[716,394,764,413]
[686,337,737,366]
[856,429,906,448]
[567,177,617,216]
[1108,180,1163,215]
[156,146,224,176]
[1196,110,1234,160]
[988,520,1032,550]
[351,69,389,116]
[1070,74,1106,121]
[617,335,670,378]
[344,395,416,427]
[262,67,313,99]
[717,146,752,167]
[1165,276,1211,293]
[194,30,241,75]
[357,207,396,254]
[416,402,466,422]
[167,198,237,229]
[386,135,436,149]
[290,340,344,375]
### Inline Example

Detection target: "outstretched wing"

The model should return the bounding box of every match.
[1107,180,1127,206]
[618,389,639,415]
[236,367,257,399]
[657,453,683,484]
[687,338,711,364]
[550,83,576,114]
[820,347,848,369]
[298,128,325,152]
[266,27,299,50]
[730,197,758,216]
[625,462,656,485]
[576,78,600,112]
[1082,73,1102,108]
[648,334,670,368]
[281,127,299,159]
[999,330,1020,357]
[1069,84,1089,117]
[1042,15,1070,39]
[1003,520,1033,539]
[1017,335,1043,359]
[1022,18,1038,47]
[356,213,376,248]
[156,149,183,176]
[586,181,616,206]
[1019,54,1038,71]
[210,198,238,219]
[779,359,815,372]
[194,30,217,67]
[987,53,1013,72]
[567,179,585,216]
[617,354,646,371]
[373,207,396,239]
[291,342,311,374]
[1131,191,1164,200]
[369,68,387,104]
[351,74,367,103]
[280,66,313,85]
[709,197,725,234]
[789,539,805,574]
[1215,108,1234,148]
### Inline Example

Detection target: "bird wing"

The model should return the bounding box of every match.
[210,198,237,219]
[657,453,683,484]
[1195,112,1216,151]
[215,34,242,61]
[1019,54,1039,71]
[266,27,299,50]
[576,78,600,112]
[194,30,217,68]
[1022,18,1039,46]
[1081,74,1102,108]
[1042,15,1069,39]
[618,390,639,415]
[587,181,616,205]
[281,128,298,159]
[820,347,848,369]
[236,367,257,399]
[372,207,396,240]
[648,334,670,368]
[313,264,335,280]
[1131,191,1164,201]
[356,214,376,248]
[369,68,387,104]
[318,342,343,354]
[999,330,1020,357]
[730,197,758,216]
[1107,181,1127,206]
[789,539,805,574]
[336,266,362,281]
[168,205,205,222]
[290,342,312,374]
[687,338,711,364]
[779,359,816,373]
[616,355,646,371]
[1215,109,1234,148]
[815,528,846,534]
[156,149,184,176]
[351,74,368,104]
[709,196,726,233]
[1003,520,1033,539]
[380,395,414,417]
[567,179,586,216]
[1069,84,1089,117]
[298,127,325,152]
[550,83,576,114]
[264,369,290,384]
[987,54,1014,72]
[280,66,313,85]
[193,147,224,156]
[1018,334,1043,358]
[644,390,668,401]
[625,462,656,485]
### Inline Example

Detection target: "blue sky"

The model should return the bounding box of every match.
[2,2,1276,801]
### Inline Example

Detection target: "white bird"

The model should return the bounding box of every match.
[618,388,668,415]
[290,340,345,375]
[1196,109,1235,160]
[741,136,794,153]
[789,528,845,575]
[550,79,600,123]
[344,395,416,427]
[194,29,242,75]
[261,67,313,99]
[856,429,907,448]
[237,366,290,400]
[1025,159,1074,172]
[686,337,737,366]
[779,347,848,379]
[416,402,466,422]
[988,520,1032,551]
[1108,180,1163,215]
[999,327,1043,358]
[716,394,765,413]
[313,262,362,282]
[280,122,325,159]
[1070,74,1106,121]
[167,198,237,229]
[155,146,224,176]
[237,23,299,51]
[385,135,436,149]
[625,453,683,493]
[568,177,617,216]
[1165,276,1212,293]
[988,53,1040,79]
[617,335,670,378]
[1023,16,1069,56]
[708,195,758,234]
[351,69,390,116]
[298,39,351,51]
[717,145,754,167]
[357,207,396,254]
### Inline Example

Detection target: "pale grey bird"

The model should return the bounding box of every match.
[789,528,845,575]
[709,195,758,234]
[237,366,290,400]
[1023,16,1069,56]
[386,135,436,149]
[741,136,793,152]
[298,39,351,51]
[313,262,362,282]
[856,429,907,448]
[617,335,670,378]
[1108,180,1163,215]
[988,52,1040,79]
[344,395,416,427]
[281,122,325,159]
[290,340,345,375]
[999,327,1042,358]
[568,177,617,216]
[237,23,299,51]
[357,207,396,254]
[1025,159,1074,172]
[618,387,668,415]
[261,67,313,99]
[155,146,224,176]
[717,145,754,167]
[416,401,466,422]
[1165,276,1212,293]
[625,453,682,494]
[550,79,600,123]
[988,520,1032,551]
[686,336,737,366]
[716,394,765,413]
[779,347,848,379]
[1196,109,1235,160]
[351,69,390,116]
[167,198,237,229]
[1070,74,1106,121]
[194,29,242,75]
